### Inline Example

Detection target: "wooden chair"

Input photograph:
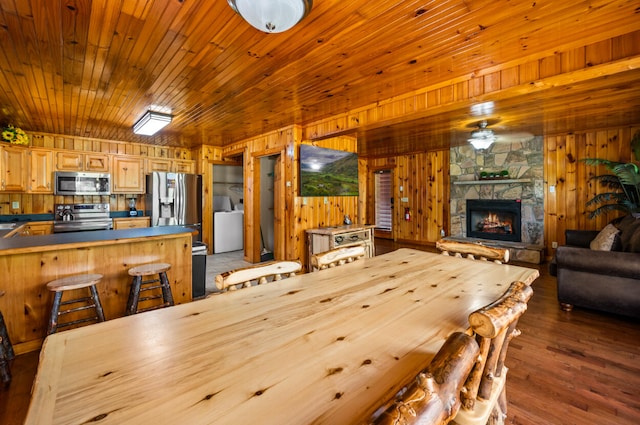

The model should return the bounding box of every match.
[436,240,510,264]
[214,260,302,292]
[310,245,366,271]
[0,290,14,387]
[452,281,534,425]
[370,332,480,425]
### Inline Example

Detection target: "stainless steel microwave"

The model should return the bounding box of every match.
[54,171,111,196]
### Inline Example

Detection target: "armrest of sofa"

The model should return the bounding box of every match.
[565,230,599,248]
[555,245,640,280]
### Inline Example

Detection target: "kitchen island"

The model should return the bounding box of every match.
[0,226,194,354]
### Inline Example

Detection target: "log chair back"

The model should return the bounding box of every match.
[452,280,534,425]
[310,245,366,271]
[370,332,480,425]
[436,240,510,264]
[214,260,302,292]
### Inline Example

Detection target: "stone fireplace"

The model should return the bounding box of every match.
[466,199,522,242]
[449,137,544,247]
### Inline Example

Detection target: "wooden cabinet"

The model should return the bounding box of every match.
[55,152,109,172]
[147,158,195,174]
[113,217,150,229]
[85,153,110,171]
[0,145,28,192]
[174,160,195,174]
[111,156,144,193]
[146,159,172,173]
[20,221,53,236]
[306,225,375,272]
[28,148,54,193]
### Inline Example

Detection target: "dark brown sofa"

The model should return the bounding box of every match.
[550,216,640,319]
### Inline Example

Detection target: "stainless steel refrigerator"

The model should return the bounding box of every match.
[145,172,203,241]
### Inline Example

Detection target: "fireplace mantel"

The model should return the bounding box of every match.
[453,179,532,185]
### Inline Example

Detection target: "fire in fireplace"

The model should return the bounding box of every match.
[466,199,522,242]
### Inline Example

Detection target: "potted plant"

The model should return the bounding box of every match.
[1,124,29,145]
[582,130,640,218]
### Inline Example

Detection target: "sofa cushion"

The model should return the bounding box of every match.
[590,223,621,251]
[615,215,640,252]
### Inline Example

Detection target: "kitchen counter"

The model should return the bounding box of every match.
[0,225,194,254]
[0,226,194,354]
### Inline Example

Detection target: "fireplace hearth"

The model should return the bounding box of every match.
[467,199,522,242]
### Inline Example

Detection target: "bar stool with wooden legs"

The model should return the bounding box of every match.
[0,290,15,387]
[46,274,106,335]
[126,263,174,315]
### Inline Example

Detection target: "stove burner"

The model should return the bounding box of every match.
[53,203,113,233]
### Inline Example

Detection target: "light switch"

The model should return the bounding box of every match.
[549,185,555,193]
[11,201,19,209]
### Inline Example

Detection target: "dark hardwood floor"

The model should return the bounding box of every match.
[1,240,639,424]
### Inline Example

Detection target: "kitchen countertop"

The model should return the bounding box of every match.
[0,226,195,254]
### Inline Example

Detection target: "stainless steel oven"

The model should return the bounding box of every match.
[54,172,111,196]
[53,203,113,233]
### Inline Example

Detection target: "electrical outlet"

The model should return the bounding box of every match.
[324,197,328,205]
[11,201,19,209]
[552,241,558,249]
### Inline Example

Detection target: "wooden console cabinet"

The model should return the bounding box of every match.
[306,225,374,271]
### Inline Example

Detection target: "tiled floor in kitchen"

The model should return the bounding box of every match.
[205,250,252,295]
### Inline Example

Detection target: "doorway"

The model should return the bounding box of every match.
[212,163,244,254]
[374,169,393,239]
[259,156,276,258]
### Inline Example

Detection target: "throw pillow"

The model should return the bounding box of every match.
[590,223,621,251]
[616,214,640,252]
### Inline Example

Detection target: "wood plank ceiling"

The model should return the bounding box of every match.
[0,0,638,156]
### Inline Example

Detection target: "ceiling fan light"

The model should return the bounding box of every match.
[468,121,496,149]
[228,0,312,33]
[133,111,172,136]
[468,138,495,150]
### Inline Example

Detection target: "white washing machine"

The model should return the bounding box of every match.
[214,210,244,253]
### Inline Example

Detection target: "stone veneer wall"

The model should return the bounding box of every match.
[449,137,544,246]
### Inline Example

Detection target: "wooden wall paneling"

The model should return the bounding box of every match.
[544,134,559,251]
[561,46,586,73]
[555,135,569,245]
[564,134,578,232]
[544,126,640,256]
[427,150,449,241]
[586,39,612,66]
[388,151,449,244]
[575,133,590,232]
[357,157,369,227]
[395,154,410,241]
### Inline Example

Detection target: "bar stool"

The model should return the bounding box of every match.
[0,290,14,387]
[46,274,106,335]
[126,263,174,315]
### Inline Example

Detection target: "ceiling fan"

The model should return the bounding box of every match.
[467,119,534,150]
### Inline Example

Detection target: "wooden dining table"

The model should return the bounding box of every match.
[25,248,539,425]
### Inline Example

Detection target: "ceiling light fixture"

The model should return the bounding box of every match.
[468,120,497,150]
[133,111,172,136]
[227,0,313,33]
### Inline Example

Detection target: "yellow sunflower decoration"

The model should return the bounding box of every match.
[1,125,29,145]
